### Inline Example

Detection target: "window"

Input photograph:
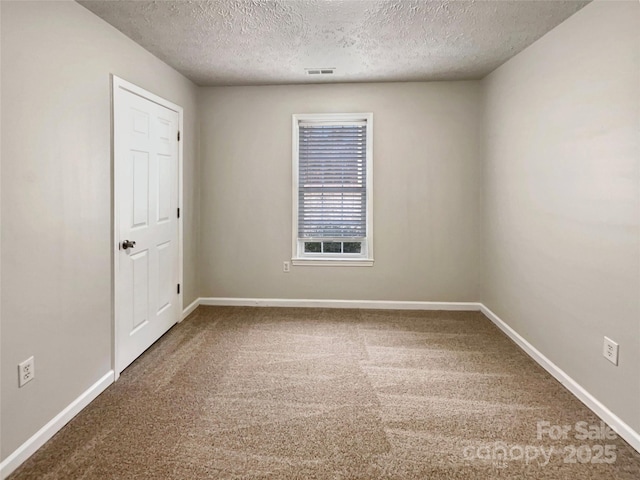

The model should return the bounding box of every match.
[292,113,373,266]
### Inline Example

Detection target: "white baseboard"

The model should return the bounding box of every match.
[0,370,114,479]
[198,297,483,311]
[182,297,200,320]
[480,304,640,453]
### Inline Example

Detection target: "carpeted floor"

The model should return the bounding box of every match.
[9,306,640,479]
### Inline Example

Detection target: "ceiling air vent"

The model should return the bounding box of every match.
[305,68,335,75]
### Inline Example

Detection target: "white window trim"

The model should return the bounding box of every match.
[291,112,374,266]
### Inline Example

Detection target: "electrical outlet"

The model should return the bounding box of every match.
[283,261,291,273]
[18,356,35,387]
[603,337,619,366]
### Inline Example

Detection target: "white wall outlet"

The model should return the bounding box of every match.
[18,356,35,387]
[603,337,619,366]
[283,261,291,273]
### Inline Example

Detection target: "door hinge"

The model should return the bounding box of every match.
[177,130,181,141]
[177,207,180,219]
[177,284,181,294]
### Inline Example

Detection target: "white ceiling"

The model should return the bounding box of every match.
[78,0,590,86]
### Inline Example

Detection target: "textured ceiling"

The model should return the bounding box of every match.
[78,0,590,86]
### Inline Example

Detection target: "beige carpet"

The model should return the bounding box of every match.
[9,307,640,479]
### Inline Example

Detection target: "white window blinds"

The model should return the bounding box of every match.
[298,121,367,238]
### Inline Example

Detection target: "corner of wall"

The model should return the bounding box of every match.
[477,76,489,305]
[194,86,204,301]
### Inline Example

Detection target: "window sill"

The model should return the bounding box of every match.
[291,258,374,267]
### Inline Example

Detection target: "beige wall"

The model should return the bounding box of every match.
[481,0,640,431]
[0,0,199,459]
[198,82,482,302]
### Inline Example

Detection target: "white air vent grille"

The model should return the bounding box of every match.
[305,68,335,75]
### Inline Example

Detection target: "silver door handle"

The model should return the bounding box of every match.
[121,240,136,250]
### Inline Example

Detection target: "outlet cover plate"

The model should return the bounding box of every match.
[603,337,619,366]
[18,356,35,387]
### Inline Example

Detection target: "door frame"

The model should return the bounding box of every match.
[111,75,184,380]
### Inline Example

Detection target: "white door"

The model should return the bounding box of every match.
[114,78,181,374]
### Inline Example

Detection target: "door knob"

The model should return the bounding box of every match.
[121,240,136,250]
